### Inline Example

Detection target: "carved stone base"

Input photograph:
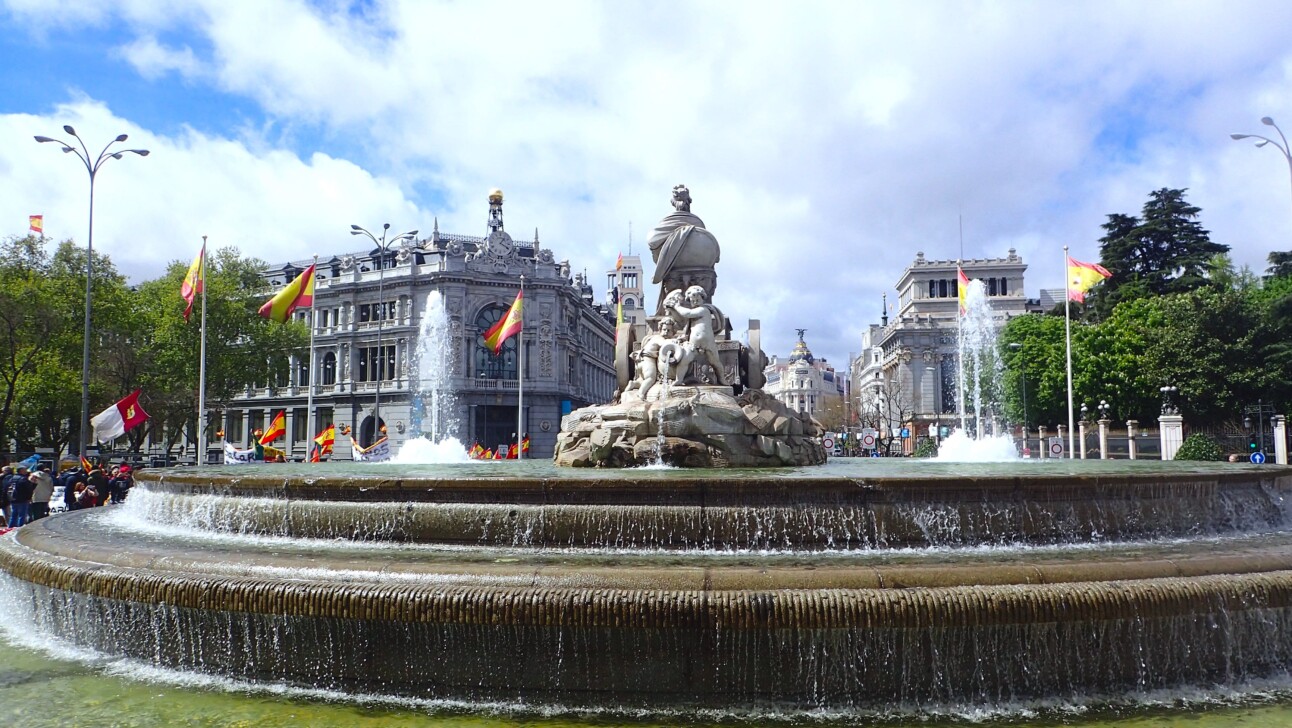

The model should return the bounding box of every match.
[553,387,826,468]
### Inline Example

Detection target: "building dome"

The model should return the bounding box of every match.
[788,333,815,365]
[488,188,504,203]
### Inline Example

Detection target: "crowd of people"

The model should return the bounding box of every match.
[1,460,135,528]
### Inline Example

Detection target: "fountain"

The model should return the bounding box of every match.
[4,187,1292,722]
[410,290,458,445]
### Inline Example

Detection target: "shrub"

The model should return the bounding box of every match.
[1173,433,1226,461]
[912,438,939,459]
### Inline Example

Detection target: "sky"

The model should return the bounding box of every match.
[2,0,1292,368]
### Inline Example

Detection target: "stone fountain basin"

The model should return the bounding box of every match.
[5,461,1292,712]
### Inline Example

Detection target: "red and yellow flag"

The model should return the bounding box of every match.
[258,264,316,322]
[483,290,523,355]
[310,424,336,462]
[181,242,205,322]
[1067,256,1111,303]
[29,215,43,235]
[957,267,971,315]
[615,252,623,270]
[259,410,286,445]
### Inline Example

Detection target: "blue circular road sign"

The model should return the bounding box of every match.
[1251,451,1266,464]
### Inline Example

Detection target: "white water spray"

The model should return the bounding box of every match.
[937,279,1017,461]
[411,291,459,445]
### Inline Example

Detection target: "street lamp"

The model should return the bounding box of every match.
[1098,400,1110,419]
[1231,117,1292,227]
[350,223,418,443]
[1159,385,1179,416]
[34,127,149,457]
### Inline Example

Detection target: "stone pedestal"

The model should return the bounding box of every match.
[1038,425,1048,459]
[1159,414,1184,461]
[1098,419,1110,460]
[1127,420,1139,460]
[1275,414,1288,465]
[1078,421,1088,459]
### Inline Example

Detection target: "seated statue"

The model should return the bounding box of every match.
[647,185,720,315]
[623,317,680,401]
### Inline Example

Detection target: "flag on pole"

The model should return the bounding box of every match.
[90,390,150,443]
[1066,256,1111,303]
[258,264,316,322]
[181,242,205,322]
[957,267,971,315]
[310,424,336,462]
[615,252,624,270]
[483,289,523,355]
[521,434,530,455]
[80,455,94,472]
[28,215,43,235]
[259,410,286,445]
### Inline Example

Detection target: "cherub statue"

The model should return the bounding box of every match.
[623,317,681,400]
[668,285,729,386]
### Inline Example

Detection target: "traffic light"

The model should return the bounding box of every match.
[1250,434,1260,451]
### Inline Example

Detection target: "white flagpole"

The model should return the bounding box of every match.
[956,261,966,433]
[516,274,525,460]
[1064,245,1076,459]
[196,236,209,464]
[306,255,318,461]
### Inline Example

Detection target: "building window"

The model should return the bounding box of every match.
[358,301,395,323]
[999,277,1008,295]
[607,274,616,290]
[474,305,518,380]
[988,277,998,296]
[322,352,337,385]
[938,279,948,298]
[623,273,638,289]
[928,280,936,298]
[357,345,395,382]
[297,357,309,386]
[292,408,307,442]
[623,296,635,309]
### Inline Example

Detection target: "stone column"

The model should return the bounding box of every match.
[1078,420,1088,459]
[1098,419,1110,460]
[1275,415,1288,465]
[1159,414,1184,461]
[1127,420,1139,460]
[1038,425,1048,459]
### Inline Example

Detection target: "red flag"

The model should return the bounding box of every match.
[181,242,205,322]
[482,290,523,355]
[29,215,43,235]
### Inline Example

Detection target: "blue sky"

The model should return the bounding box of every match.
[3,0,1292,368]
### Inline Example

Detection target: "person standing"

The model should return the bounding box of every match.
[7,465,35,527]
[28,466,54,520]
[0,465,12,525]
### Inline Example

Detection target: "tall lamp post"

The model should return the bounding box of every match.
[1231,117,1292,226]
[34,127,149,457]
[350,223,419,444]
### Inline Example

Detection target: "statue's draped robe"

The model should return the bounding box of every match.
[647,210,717,285]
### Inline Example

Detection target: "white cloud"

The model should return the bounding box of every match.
[5,0,1292,365]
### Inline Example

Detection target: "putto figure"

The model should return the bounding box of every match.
[667,285,729,386]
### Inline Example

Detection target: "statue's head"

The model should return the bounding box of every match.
[663,289,684,308]
[657,318,677,336]
[684,285,707,304]
[671,184,691,212]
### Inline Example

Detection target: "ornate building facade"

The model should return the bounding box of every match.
[849,250,1029,445]
[762,330,845,420]
[220,190,617,460]
[606,253,646,326]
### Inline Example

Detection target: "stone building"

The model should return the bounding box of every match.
[218,190,617,461]
[762,330,845,420]
[606,253,647,326]
[849,250,1029,445]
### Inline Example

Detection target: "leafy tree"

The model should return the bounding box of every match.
[999,314,1068,429]
[1267,249,1292,280]
[1090,188,1229,320]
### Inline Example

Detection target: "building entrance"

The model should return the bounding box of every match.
[475,406,519,455]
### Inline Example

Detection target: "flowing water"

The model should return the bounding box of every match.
[411,290,459,444]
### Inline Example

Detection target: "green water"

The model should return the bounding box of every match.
[4,641,1292,728]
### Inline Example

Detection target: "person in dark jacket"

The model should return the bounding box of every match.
[108,465,133,504]
[0,465,11,525]
[90,468,111,508]
[62,468,85,511]
[7,465,36,526]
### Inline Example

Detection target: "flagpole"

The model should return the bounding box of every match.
[956,260,966,433]
[306,255,318,461]
[1063,245,1075,459]
[197,236,209,465]
[516,274,525,460]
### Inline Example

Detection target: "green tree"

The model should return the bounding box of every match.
[1090,188,1229,320]
[1267,249,1292,280]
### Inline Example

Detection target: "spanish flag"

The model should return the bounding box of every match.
[310,424,336,462]
[259,410,286,445]
[29,215,43,235]
[615,252,623,270]
[483,289,523,355]
[258,264,316,322]
[1067,256,1111,303]
[181,242,205,322]
[521,434,530,454]
[957,267,971,316]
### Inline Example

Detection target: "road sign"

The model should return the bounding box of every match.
[1048,437,1064,457]
[1251,451,1267,464]
[822,437,835,450]
[861,432,876,448]
[870,451,881,458]
[900,428,910,439]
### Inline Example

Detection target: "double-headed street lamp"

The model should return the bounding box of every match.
[1231,117,1292,226]
[34,127,149,457]
[350,223,418,442]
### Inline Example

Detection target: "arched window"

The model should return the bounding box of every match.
[322,352,337,385]
[475,304,518,380]
[623,296,635,309]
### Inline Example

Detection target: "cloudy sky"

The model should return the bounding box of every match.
[2,1,1291,366]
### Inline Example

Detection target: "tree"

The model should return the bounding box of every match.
[1267,249,1292,280]
[1090,188,1229,320]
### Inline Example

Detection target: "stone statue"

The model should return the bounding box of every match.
[668,285,729,386]
[622,317,680,401]
[647,184,720,315]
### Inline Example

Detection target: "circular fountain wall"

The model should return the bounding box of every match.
[4,460,1292,714]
